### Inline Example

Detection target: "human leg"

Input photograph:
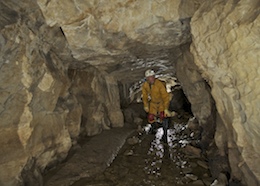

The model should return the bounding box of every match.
[147,103,159,133]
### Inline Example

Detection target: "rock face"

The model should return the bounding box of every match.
[69,67,124,136]
[37,0,194,57]
[190,0,260,185]
[0,1,74,185]
[0,1,123,185]
[37,0,194,83]
[176,45,216,150]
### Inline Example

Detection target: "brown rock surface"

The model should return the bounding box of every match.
[0,1,124,185]
[68,67,124,136]
[191,0,260,184]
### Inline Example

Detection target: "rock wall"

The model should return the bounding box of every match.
[0,1,124,185]
[68,67,124,136]
[0,2,73,185]
[36,0,193,80]
[190,0,260,185]
[176,45,232,181]
[37,0,194,56]
[176,45,216,150]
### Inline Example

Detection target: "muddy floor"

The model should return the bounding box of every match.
[71,117,214,186]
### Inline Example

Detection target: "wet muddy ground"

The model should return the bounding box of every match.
[71,118,214,186]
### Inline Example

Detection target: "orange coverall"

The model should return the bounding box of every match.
[142,79,170,123]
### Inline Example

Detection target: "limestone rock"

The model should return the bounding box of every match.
[185,173,198,181]
[183,145,202,158]
[127,136,139,145]
[191,180,205,186]
[210,173,228,186]
[187,117,200,131]
[64,95,82,142]
[36,0,195,84]
[191,0,260,184]
[69,67,124,136]
[176,45,216,150]
[123,108,135,123]
[134,117,143,126]
[37,0,194,57]
[0,1,77,184]
[197,160,209,170]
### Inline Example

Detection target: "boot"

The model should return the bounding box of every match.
[161,118,169,143]
[150,123,157,134]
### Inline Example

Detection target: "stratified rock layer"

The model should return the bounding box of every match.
[190,0,260,185]
[36,0,193,84]
[0,1,124,185]
[69,67,124,136]
[37,0,194,60]
[0,2,73,185]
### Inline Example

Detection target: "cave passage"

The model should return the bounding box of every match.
[42,90,221,186]
[71,112,213,186]
[1,1,259,185]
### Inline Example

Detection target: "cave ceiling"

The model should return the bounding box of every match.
[1,0,195,84]
[37,0,194,84]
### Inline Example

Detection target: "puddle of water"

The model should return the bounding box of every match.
[72,121,213,186]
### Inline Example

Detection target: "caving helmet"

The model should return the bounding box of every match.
[145,69,155,77]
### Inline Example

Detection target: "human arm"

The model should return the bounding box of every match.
[142,83,149,112]
[159,82,170,111]
[159,82,177,117]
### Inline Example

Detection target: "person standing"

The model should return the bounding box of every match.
[142,69,173,134]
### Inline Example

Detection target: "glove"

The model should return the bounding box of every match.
[164,109,171,117]
[164,109,177,117]
[144,106,149,113]
[170,111,177,117]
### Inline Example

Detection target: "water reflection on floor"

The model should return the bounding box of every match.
[72,122,212,186]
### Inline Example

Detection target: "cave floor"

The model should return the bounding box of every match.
[44,114,214,186]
